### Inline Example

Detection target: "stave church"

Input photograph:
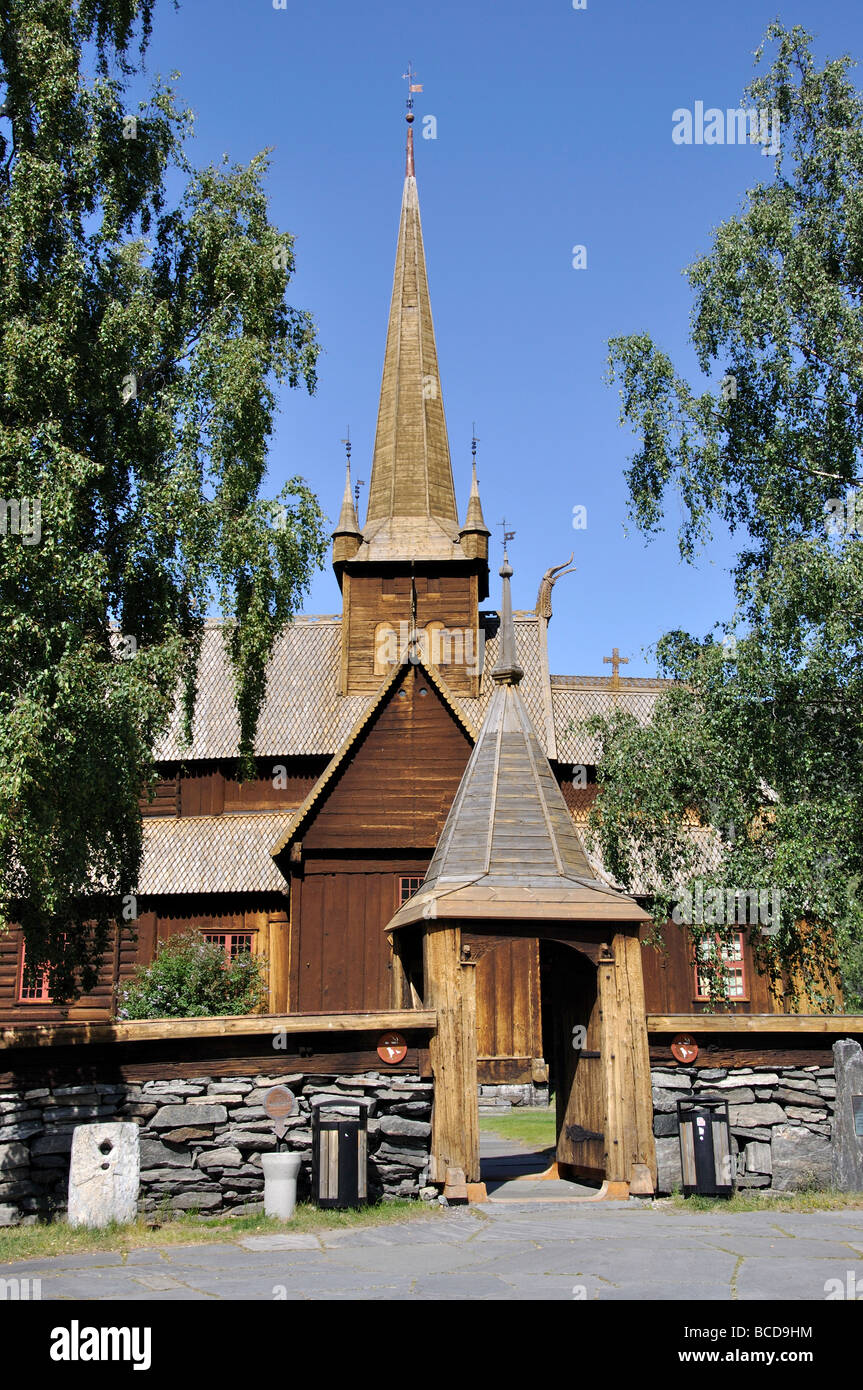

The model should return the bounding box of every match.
[1,100,844,1196]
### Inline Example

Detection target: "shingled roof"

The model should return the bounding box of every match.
[388,557,648,929]
[140,813,291,895]
[153,612,557,762]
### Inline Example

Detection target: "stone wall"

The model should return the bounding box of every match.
[0,1071,432,1227]
[652,1064,835,1194]
[478,1082,549,1113]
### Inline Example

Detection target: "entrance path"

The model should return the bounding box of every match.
[4,1205,863,1301]
[479,1126,601,1201]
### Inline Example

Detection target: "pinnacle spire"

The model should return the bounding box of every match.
[491,550,524,686]
[335,459,361,538]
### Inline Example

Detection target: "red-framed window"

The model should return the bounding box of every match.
[204,931,254,962]
[693,931,748,1001]
[398,876,423,907]
[18,942,53,1003]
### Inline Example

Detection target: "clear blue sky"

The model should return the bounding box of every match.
[138,0,862,677]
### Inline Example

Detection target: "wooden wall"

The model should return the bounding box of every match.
[301,666,473,852]
[474,937,543,1084]
[0,915,153,1025]
[340,569,482,696]
[140,759,325,818]
[640,922,799,1015]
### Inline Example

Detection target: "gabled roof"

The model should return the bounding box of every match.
[388,558,648,929]
[153,612,555,763]
[269,648,478,858]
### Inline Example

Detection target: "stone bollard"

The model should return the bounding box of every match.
[832,1038,863,1193]
[262,1151,302,1220]
[67,1123,140,1228]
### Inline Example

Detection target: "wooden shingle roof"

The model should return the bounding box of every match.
[139,813,291,895]
[388,559,648,928]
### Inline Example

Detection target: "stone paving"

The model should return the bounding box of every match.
[3,1132,862,1300]
[3,1202,863,1301]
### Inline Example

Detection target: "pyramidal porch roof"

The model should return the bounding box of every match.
[387,556,649,929]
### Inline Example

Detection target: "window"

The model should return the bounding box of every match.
[373,621,398,675]
[399,876,423,906]
[693,932,747,1001]
[18,942,53,1003]
[204,932,254,962]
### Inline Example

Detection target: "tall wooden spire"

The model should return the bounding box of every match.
[360,107,461,561]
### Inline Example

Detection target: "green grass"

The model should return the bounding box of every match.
[0,1199,440,1265]
[478,1104,557,1150]
[664,1189,863,1214]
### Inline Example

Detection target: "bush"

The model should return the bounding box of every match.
[116,932,267,1019]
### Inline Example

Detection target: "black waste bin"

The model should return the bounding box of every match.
[311,1100,368,1209]
[676,1097,734,1197]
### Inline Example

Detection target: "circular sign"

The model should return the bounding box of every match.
[377,1031,408,1065]
[264,1085,295,1120]
[671,1034,699,1065]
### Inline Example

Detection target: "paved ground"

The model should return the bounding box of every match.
[4,1133,863,1301]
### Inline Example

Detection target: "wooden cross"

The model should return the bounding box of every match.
[603,646,629,688]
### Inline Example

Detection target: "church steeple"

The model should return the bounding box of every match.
[336,86,488,696]
[359,99,461,561]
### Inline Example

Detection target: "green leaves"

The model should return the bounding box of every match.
[595,24,863,1007]
[117,931,267,1020]
[0,1,326,998]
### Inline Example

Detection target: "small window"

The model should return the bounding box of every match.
[374,621,398,675]
[18,942,53,1003]
[398,876,423,907]
[204,932,254,962]
[693,932,747,1001]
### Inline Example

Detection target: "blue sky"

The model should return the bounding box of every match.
[139,0,862,677]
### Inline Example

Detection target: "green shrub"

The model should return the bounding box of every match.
[116,931,266,1020]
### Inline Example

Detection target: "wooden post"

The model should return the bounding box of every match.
[268,910,290,1014]
[424,925,480,1183]
[598,930,657,1194]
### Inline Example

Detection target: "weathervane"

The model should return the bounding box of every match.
[402,62,423,116]
[471,422,479,464]
[341,427,364,510]
[498,517,516,553]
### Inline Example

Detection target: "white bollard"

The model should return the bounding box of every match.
[262,1151,302,1220]
[67,1123,140,1228]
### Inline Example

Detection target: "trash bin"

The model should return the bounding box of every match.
[676,1097,734,1197]
[311,1100,368,1209]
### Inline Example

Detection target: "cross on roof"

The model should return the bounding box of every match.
[603,646,629,687]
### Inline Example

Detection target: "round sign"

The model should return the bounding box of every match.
[377,1031,408,1065]
[264,1085,295,1120]
[671,1034,699,1065]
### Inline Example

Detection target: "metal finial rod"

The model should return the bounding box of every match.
[340,427,351,464]
[471,423,479,461]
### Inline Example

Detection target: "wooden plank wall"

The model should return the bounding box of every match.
[639,922,787,1015]
[474,937,543,1083]
[0,916,154,1025]
[302,666,473,852]
[341,571,481,696]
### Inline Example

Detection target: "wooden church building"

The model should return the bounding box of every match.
[0,109,834,1196]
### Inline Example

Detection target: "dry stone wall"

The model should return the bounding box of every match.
[651,1063,835,1194]
[0,1071,432,1226]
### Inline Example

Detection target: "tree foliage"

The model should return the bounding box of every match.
[589,23,863,1007]
[116,931,266,1020]
[0,1,327,998]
